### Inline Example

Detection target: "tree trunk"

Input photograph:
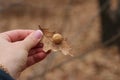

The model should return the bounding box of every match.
[98,0,120,46]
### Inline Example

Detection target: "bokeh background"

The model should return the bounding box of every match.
[0,0,120,80]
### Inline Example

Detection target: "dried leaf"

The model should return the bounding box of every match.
[59,40,73,56]
[38,25,73,56]
[38,25,54,38]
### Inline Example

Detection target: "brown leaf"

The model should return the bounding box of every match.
[38,25,55,38]
[59,40,73,56]
[38,25,73,56]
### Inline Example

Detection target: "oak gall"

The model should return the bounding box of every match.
[52,33,63,44]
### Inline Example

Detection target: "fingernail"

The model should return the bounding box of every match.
[34,30,43,39]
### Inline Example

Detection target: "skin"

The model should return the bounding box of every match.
[0,29,49,79]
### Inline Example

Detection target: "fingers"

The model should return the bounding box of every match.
[2,29,43,51]
[28,47,43,56]
[33,43,44,49]
[27,48,51,67]
[26,51,48,67]
[21,30,43,51]
[1,30,34,42]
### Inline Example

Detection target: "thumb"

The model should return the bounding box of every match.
[22,30,43,51]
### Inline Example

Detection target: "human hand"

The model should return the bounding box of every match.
[0,29,49,79]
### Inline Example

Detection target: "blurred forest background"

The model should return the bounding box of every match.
[0,0,120,80]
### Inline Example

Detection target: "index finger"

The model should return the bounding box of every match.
[1,29,35,42]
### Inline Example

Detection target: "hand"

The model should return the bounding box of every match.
[0,29,49,79]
